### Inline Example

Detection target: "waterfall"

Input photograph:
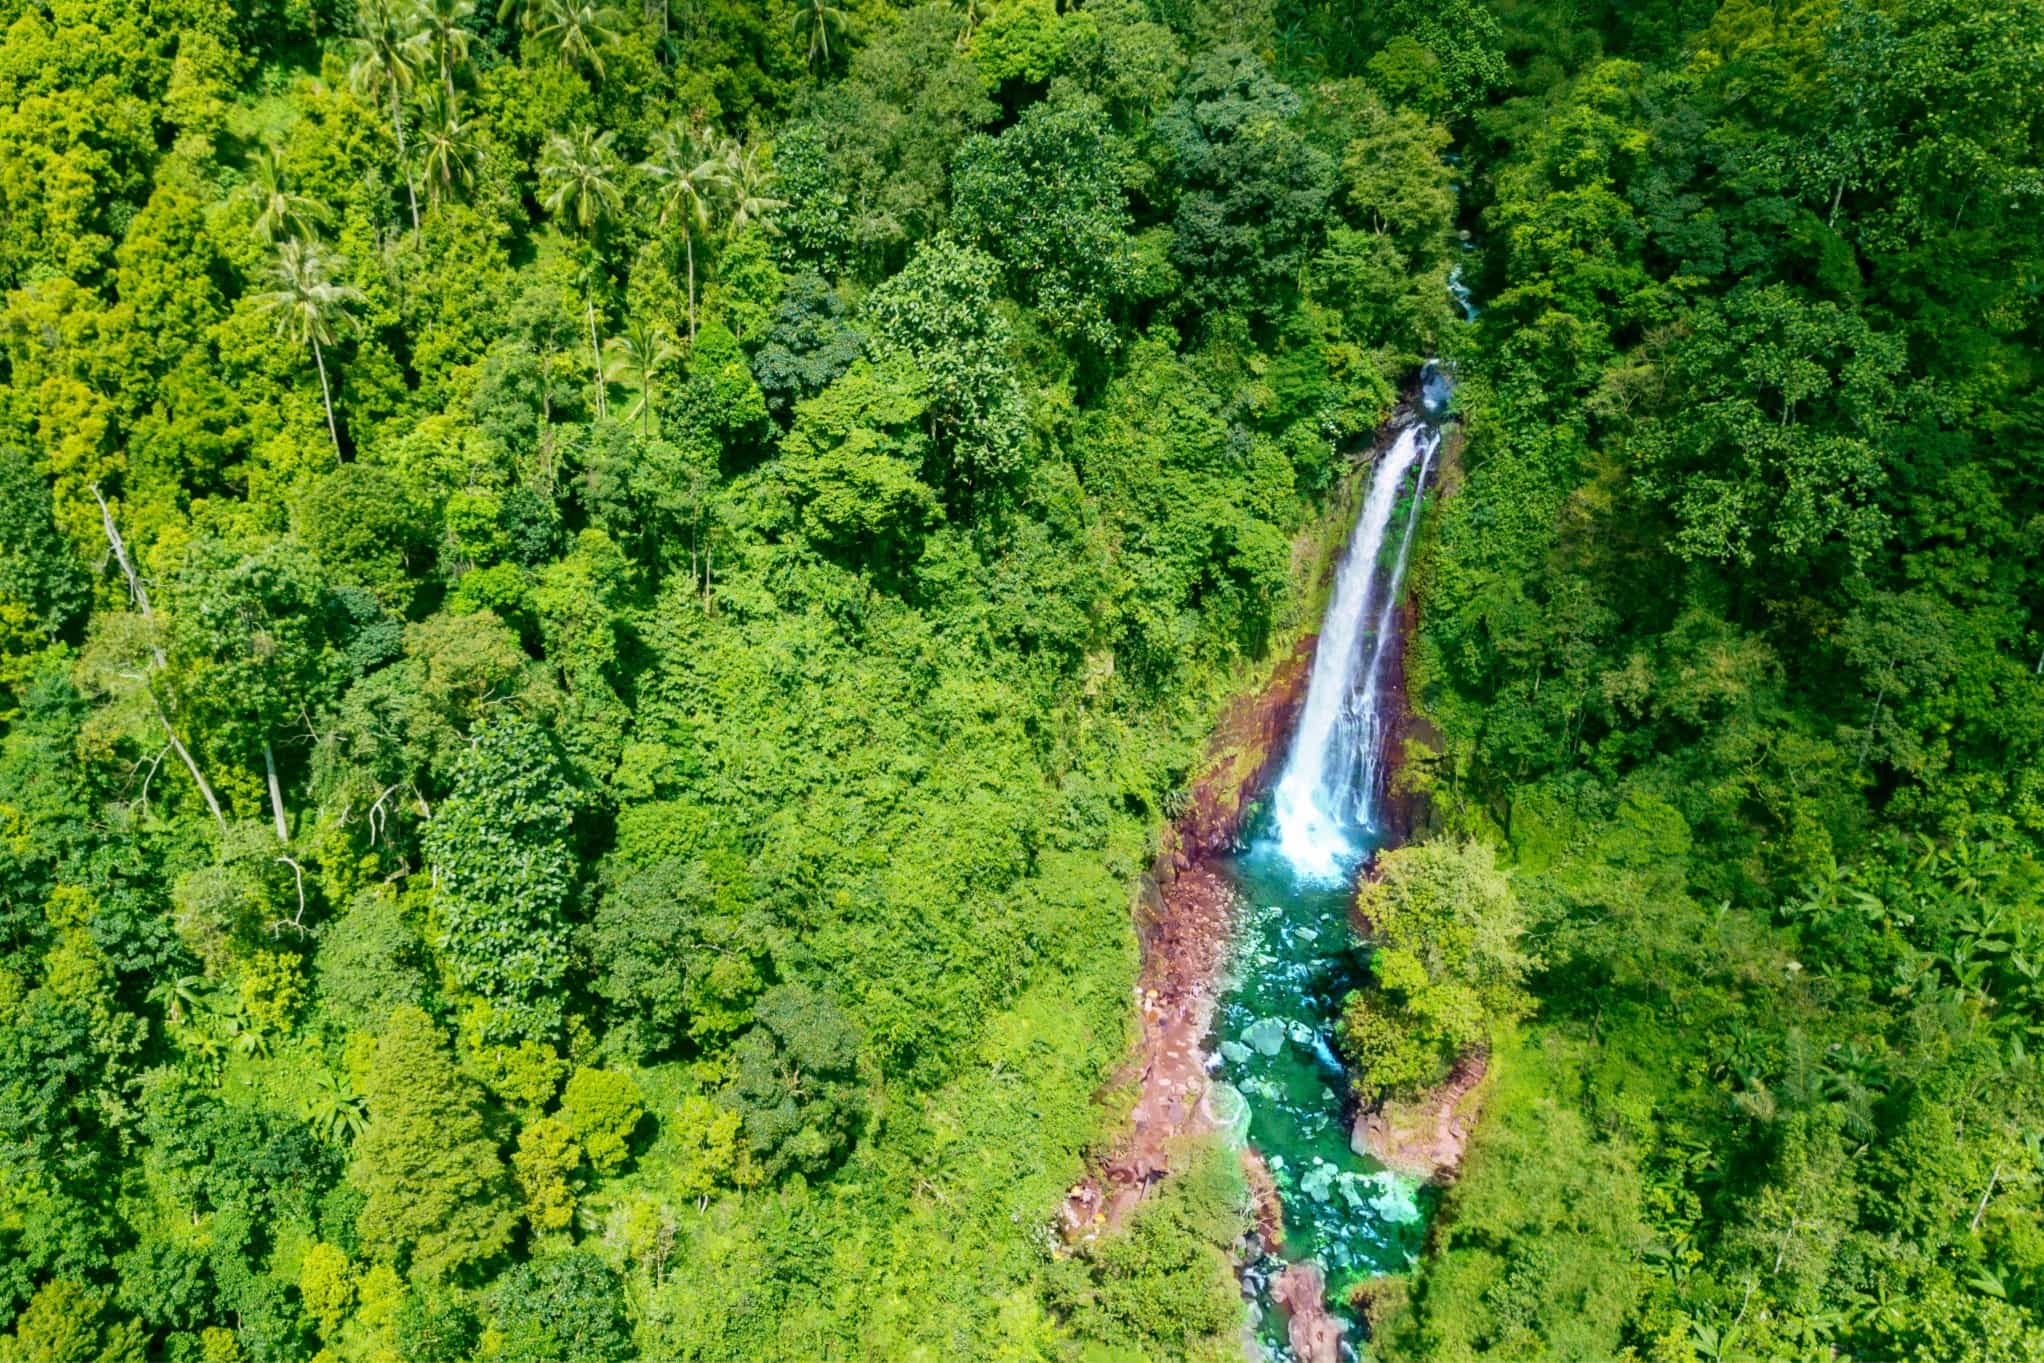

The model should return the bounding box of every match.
[1213,368,1455,1349]
[1269,379,1444,882]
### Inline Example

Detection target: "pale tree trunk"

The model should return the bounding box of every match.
[93,486,163,669]
[153,695,229,835]
[264,741,290,843]
[587,296,606,419]
[93,485,229,835]
[312,336,344,462]
[390,90,421,237]
[538,341,558,493]
[1854,678,1887,775]
[1971,1164,2002,1234]
[686,229,696,340]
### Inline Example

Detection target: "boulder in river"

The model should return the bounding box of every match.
[1272,1261,1346,1363]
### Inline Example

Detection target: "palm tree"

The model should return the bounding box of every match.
[793,0,850,73]
[948,0,984,45]
[416,90,478,204]
[348,0,426,235]
[722,137,785,238]
[147,971,210,1028]
[539,126,624,417]
[411,0,474,97]
[539,125,624,234]
[254,240,366,462]
[639,124,729,339]
[603,320,679,433]
[243,147,330,245]
[532,0,621,77]
[305,1068,369,1144]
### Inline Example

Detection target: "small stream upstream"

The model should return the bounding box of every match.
[1210,368,1452,1359]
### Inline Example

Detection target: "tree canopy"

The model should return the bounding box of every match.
[0,0,2036,1360]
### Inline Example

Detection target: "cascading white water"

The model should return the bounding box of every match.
[1269,393,1443,882]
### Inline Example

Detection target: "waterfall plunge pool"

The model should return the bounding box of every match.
[1210,382,1448,1360]
[1212,824,1436,1358]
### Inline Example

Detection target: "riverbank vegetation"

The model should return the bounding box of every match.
[0,1,1461,1359]
[1378,0,2044,1358]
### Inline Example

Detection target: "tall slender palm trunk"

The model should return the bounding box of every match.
[390,90,421,236]
[686,229,696,340]
[312,336,344,461]
[587,296,606,419]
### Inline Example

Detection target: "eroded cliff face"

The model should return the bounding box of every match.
[1351,1049,1491,1184]
[1061,635,1317,1241]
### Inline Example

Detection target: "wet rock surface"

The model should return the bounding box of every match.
[1242,1146,1285,1254]
[1272,1262,1346,1363]
[1353,1049,1490,1184]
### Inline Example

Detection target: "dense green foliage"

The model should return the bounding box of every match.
[7,0,2034,1357]
[1368,0,2044,1358]
[1338,839,1529,1099]
[0,1,1454,1359]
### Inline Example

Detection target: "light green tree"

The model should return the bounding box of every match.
[671,1095,743,1210]
[350,1004,517,1280]
[299,1242,356,1340]
[1,1281,145,1363]
[865,237,1028,516]
[561,1067,645,1176]
[512,1116,581,1232]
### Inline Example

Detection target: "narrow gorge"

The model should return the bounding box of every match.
[1067,368,1455,1361]
[1218,368,1450,1359]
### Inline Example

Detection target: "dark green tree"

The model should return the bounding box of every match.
[490,1253,632,1363]
[1156,46,1335,323]
[725,983,864,1182]
[423,715,577,1040]
[950,98,1137,352]
[864,238,1028,514]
